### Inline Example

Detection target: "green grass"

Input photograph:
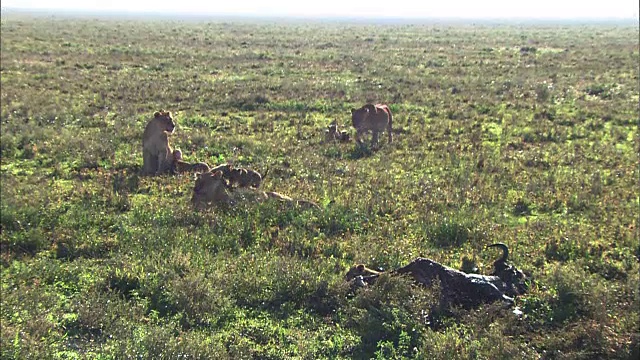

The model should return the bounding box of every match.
[1,13,639,359]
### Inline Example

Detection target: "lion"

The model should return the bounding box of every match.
[171,149,211,174]
[190,167,319,210]
[345,264,382,281]
[142,110,176,175]
[324,123,351,143]
[229,167,268,189]
[351,103,393,145]
[191,170,232,210]
[210,163,234,180]
[325,123,341,142]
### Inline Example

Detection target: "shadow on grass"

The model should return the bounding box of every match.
[349,144,375,160]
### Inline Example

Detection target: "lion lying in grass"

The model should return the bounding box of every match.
[191,169,319,210]
[228,167,268,189]
[191,170,232,210]
[171,149,211,174]
[209,163,234,180]
[345,264,382,281]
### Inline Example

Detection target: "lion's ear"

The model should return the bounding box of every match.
[154,111,161,118]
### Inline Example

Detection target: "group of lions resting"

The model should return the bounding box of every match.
[141,109,319,210]
[142,103,394,209]
[142,111,265,182]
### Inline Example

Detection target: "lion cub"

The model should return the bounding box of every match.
[345,264,382,281]
[209,163,233,179]
[171,149,211,174]
[325,123,351,142]
[229,167,268,189]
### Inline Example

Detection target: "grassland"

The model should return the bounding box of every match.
[1,12,638,359]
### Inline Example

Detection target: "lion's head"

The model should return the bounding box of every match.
[152,110,176,134]
[345,264,381,281]
[192,170,230,208]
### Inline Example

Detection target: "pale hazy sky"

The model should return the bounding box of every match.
[2,0,638,19]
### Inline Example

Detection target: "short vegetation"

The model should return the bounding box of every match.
[1,13,638,359]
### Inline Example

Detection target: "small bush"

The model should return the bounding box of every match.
[346,274,438,358]
[423,216,477,248]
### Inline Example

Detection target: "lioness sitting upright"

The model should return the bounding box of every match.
[142,110,176,175]
[171,149,211,174]
[351,103,393,145]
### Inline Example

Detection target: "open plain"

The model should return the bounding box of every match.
[1,13,638,359]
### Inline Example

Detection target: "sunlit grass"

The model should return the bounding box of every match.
[1,13,638,359]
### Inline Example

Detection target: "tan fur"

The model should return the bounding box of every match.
[190,169,317,210]
[351,103,393,145]
[142,110,176,175]
[262,191,320,210]
[210,163,234,180]
[263,191,294,201]
[191,170,231,210]
[229,167,267,189]
[345,264,382,281]
[172,149,211,174]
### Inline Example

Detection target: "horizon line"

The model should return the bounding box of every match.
[1,7,638,23]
